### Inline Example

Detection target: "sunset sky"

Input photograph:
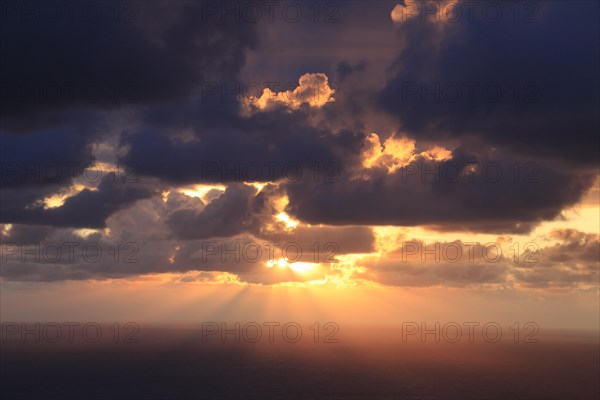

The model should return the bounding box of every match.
[1,0,599,332]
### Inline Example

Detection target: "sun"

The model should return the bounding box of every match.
[265,258,316,274]
[266,258,289,268]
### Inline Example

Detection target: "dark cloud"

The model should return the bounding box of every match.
[0,1,258,131]
[336,61,367,82]
[167,184,259,240]
[1,173,157,228]
[0,224,52,244]
[0,131,92,188]
[120,108,348,185]
[511,229,600,288]
[0,130,154,229]
[285,151,595,233]
[166,182,375,252]
[379,1,599,166]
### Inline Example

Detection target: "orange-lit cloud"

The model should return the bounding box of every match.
[362,132,452,173]
[242,73,335,114]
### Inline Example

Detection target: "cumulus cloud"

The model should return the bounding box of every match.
[242,73,335,114]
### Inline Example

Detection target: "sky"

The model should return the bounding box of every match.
[0,0,599,331]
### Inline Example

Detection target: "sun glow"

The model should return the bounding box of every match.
[246,182,267,193]
[276,211,299,229]
[265,258,317,274]
[266,258,290,268]
[42,184,91,209]
[288,262,317,274]
[179,184,226,201]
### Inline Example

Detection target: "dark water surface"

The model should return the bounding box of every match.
[1,326,598,399]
